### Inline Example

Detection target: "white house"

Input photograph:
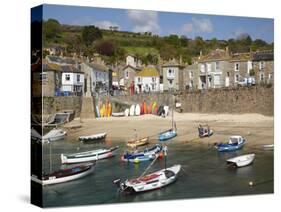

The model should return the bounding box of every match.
[134,67,160,93]
[126,54,142,68]
[61,65,84,96]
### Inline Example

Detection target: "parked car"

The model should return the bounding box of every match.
[237,77,256,86]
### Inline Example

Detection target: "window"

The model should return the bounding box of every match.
[207,63,211,72]
[268,73,273,80]
[235,74,239,82]
[40,72,47,81]
[215,62,219,71]
[213,75,221,86]
[152,77,156,82]
[137,77,141,83]
[126,71,129,78]
[77,74,80,82]
[168,69,172,74]
[190,80,194,88]
[235,63,239,71]
[65,74,70,81]
[151,84,155,91]
[260,61,265,70]
[260,73,264,81]
[200,64,205,73]
[227,72,230,77]
[190,71,193,78]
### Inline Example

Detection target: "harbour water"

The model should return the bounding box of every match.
[40,138,273,207]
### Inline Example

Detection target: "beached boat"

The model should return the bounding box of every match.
[263,144,274,150]
[61,146,119,164]
[215,135,246,152]
[198,124,213,138]
[122,144,163,163]
[226,153,255,167]
[127,137,149,148]
[31,162,95,186]
[112,112,125,117]
[42,128,67,143]
[79,132,107,142]
[159,129,177,141]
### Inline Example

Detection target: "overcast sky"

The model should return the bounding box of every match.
[41,4,274,43]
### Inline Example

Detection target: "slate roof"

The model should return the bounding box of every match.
[252,51,274,61]
[198,49,230,62]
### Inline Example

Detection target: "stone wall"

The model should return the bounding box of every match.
[32,96,83,117]
[112,85,273,116]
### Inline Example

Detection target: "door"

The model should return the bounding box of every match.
[225,77,230,87]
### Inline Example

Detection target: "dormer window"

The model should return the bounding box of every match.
[235,63,239,71]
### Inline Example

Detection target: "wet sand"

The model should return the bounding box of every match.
[63,112,274,147]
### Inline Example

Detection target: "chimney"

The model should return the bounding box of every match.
[179,55,182,65]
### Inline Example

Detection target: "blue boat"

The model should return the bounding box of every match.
[122,144,163,163]
[216,135,246,152]
[158,129,177,141]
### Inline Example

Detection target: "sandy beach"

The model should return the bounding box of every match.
[64,112,274,147]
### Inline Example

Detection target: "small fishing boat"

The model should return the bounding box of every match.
[112,112,125,117]
[31,162,95,186]
[263,144,274,150]
[215,135,246,152]
[127,137,149,148]
[79,132,107,142]
[42,128,67,143]
[226,153,255,167]
[159,129,177,141]
[198,124,213,138]
[61,146,119,164]
[122,144,163,163]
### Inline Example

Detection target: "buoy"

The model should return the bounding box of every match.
[248,181,254,187]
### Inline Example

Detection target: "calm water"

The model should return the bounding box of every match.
[40,138,273,207]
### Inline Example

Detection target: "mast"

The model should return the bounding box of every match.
[49,139,52,173]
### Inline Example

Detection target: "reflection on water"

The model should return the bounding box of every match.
[41,138,273,207]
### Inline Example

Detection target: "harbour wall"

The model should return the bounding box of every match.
[112,85,274,116]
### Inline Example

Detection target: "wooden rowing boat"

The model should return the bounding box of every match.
[79,132,107,142]
[127,137,149,148]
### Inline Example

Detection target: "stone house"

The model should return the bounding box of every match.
[33,59,62,97]
[81,62,110,96]
[197,48,230,89]
[184,62,199,91]
[122,65,141,91]
[252,51,274,84]
[134,66,160,93]
[229,52,253,86]
[126,54,142,67]
[162,59,185,91]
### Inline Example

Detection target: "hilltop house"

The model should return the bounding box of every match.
[162,59,185,91]
[126,54,142,67]
[252,51,274,84]
[134,66,160,93]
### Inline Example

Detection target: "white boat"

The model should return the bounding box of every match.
[263,144,274,150]
[226,153,255,167]
[61,146,119,164]
[124,108,130,117]
[79,132,107,142]
[112,112,125,117]
[129,104,135,116]
[42,128,67,143]
[31,162,95,186]
[116,165,181,193]
[135,104,141,116]
[163,106,169,117]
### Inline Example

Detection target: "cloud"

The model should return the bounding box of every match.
[127,10,160,34]
[181,17,213,35]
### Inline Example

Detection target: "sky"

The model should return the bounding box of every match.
[41,4,274,43]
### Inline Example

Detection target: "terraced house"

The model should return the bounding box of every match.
[252,51,274,84]
[134,66,160,93]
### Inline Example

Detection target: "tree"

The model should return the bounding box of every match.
[95,40,115,56]
[43,19,62,40]
[82,26,103,46]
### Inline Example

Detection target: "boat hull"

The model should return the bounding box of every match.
[31,164,95,186]
[122,165,181,193]
[158,130,177,141]
[227,153,255,167]
[127,137,149,148]
[217,140,246,152]
[61,147,119,164]
[79,133,107,142]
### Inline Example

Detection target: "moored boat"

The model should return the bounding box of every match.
[112,112,125,117]
[79,132,107,142]
[115,164,181,193]
[215,135,246,152]
[198,124,213,138]
[226,153,255,167]
[122,144,163,163]
[159,129,177,141]
[127,137,149,148]
[61,146,119,164]
[42,128,67,143]
[31,162,95,186]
